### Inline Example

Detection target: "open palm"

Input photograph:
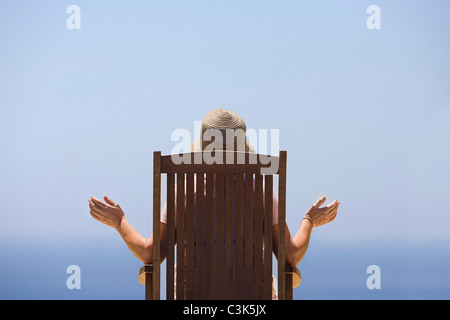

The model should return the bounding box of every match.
[305,196,339,227]
[89,196,125,230]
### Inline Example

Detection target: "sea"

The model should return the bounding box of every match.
[0,237,449,300]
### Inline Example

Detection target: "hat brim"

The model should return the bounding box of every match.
[190,138,255,153]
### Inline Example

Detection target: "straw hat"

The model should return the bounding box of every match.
[190,108,255,153]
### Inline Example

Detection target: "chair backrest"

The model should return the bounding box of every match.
[152,150,287,300]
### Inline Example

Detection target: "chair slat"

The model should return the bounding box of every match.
[244,173,254,299]
[234,173,244,300]
[285,272,293,300]
[176,173,185,300]
[185,173,195,299]
[225,174,234,299]
[254,173,264,299]
[214,174,225,300]
[195,174,205,299]
[153,151,161,300]
[166,173,175,300]
[277,151,287,300]
[263,175,273,299]
[204,173,215,299]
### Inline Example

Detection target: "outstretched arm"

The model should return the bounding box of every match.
[273,196,339,266]
[89,196,167,264]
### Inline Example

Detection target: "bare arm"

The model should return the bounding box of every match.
[273,196,339,266]
[116,219,167,264]
[89,196,167,264]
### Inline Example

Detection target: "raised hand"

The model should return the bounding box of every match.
[305,196,339,228]
[89,196,125,230]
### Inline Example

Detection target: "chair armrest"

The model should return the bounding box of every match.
[285,265,301,288]
[138,265,154,285]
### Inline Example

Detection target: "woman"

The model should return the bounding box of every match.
[89,108,339,295]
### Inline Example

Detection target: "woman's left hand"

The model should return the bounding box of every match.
[89,196,125,230]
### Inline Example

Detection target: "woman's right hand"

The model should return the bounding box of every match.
[305,196,339,228]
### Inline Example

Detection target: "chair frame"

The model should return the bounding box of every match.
[138,150,300,300]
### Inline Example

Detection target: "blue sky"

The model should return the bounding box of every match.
[1,1,449,299]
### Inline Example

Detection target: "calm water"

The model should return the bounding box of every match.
[0,237,449,300]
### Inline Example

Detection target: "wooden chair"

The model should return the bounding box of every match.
[138,150,301,300]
